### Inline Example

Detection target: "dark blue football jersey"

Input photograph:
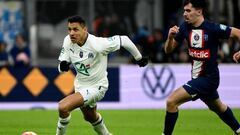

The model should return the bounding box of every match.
[175,20,232,79]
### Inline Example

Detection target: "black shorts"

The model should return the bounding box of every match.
[183,76,220,102]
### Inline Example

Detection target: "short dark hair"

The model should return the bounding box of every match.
[67,15,86,26]
[184,0,207,14]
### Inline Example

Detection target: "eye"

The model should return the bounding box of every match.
[73,28,79,32]
[186,9,191,12]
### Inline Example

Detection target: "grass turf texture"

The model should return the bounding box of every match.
[0,109,239,135]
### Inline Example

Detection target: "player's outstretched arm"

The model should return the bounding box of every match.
[120,36,148,67]
[230,27,240,40]
[164,25,179,54]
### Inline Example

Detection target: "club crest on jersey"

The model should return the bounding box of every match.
[190,30,204,48]
[88,53,94,58]
[79,51,83,58]
[194,34,200,41]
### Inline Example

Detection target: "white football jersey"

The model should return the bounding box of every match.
[58,34,121,89]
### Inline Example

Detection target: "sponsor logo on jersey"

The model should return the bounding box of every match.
[74,62,90,76]
[188,49,210,59]
[88,53,94,58]
[79,51,83,58]
[70,48,74,53]
[107,36,115,41]
[204,34,208,41]
[220,24,227,31]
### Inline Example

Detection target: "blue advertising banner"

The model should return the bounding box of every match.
[0,67,119,102]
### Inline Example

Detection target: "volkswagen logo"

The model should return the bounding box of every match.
[141,65,175,100]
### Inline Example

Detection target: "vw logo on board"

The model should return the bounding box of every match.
[141,65,175,100]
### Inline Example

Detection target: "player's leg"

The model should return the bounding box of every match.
[56,92,84,135]
[81,106,112,135]
[163,86,192,135]
[204,99,240,134]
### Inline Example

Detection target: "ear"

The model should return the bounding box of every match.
[83,26,88,32]
[197,9,203,15]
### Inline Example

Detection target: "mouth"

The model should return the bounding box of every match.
[70,37,76,42]
[185,18,190,23]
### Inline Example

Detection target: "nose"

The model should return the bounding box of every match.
[183,11,187,17]
[69,30,74,35]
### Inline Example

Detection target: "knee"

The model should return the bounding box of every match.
[58,101,69,115]
[166,98,178,111]
[83,113,98,123]
[208,103,227,114]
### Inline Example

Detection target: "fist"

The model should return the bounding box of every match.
[168,26,179,38]
[233,51,240,63]
[136,57,148,67]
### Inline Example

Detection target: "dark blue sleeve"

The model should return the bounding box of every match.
[213,23,231,39]
[174,23,185,44]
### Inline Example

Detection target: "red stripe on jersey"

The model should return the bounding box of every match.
[202,30,205,48]
[189,31,193,47]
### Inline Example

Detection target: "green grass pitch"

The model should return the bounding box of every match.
[0,109,239,135]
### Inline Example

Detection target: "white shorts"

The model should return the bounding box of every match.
[75,86,107,108]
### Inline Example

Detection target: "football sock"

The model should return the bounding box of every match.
[56,114,71,135]
[92,113,111,135]
[235,127,240,135]
[218,107,240,131]
[163,111,179,135]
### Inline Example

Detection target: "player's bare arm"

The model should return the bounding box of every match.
[230,27,240,63]
[164,25,179,54]
[230,27,240,40]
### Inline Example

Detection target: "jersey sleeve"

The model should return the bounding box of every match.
[94,35,121,55]
[174,23,186,44]
[58,35,71,62]
[214,23,231,39]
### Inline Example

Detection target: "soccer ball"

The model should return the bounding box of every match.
[22,131,37,135]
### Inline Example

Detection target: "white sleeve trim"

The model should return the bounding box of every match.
[58,64,65,73]
[120,36,142,61]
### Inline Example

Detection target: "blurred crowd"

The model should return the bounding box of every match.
[0,1,31,68]
[1,0,240,67]
[93,14,240,64]
[0,33,31,67]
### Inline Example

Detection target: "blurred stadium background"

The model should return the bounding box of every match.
[0,0,240,135]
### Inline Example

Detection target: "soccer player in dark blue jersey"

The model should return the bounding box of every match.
[162,0,240,135]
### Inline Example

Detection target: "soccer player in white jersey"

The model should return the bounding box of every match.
[56,15,148,135]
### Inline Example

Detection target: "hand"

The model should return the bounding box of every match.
[59,61,71,71]
[168,25,179,39]
[136,57,148,67]
[16,52,30,64]
[233,51,240,63]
